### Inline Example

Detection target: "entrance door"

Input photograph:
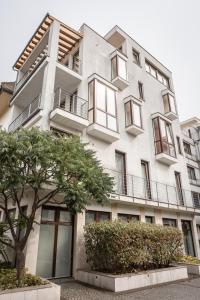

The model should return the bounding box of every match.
[36,207,73,278]
[115,151,127,195]
[181,220,195,257]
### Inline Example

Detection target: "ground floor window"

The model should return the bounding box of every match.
[85,210,111,225]
[36,207,73,278]
[118,213,139,222]
[162,218,177,227]
[145,216,154,224]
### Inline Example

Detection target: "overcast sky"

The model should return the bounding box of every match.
[1,0,199,121]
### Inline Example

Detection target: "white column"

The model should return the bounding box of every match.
[73,211,87,279]
[40,20,60,131]
[154,209,163,225]
[140,208,145,222]
[191,217,200,258]
[111,203,118,220]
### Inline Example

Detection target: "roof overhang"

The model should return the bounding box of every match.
[13,13,82,70]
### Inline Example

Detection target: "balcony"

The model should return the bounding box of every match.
[106,169,199,213]
[162,90,178,121]
[50,88,89,131]
[8,95,42,132]
[110,50,129,90]
[124,96,144,136]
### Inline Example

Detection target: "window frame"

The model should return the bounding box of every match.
[111,55,128,81]
[124,99,143,129]
[152,116,176,158]
[138,81,144,100]
[183,141,192,155]
[85,210,111,224]
[88,79,118,132]
[187,165,197,181]
[132,48,140,65]
[176,136,182,155]
[163,93,177,115]
[162,218,177,227]
[118,213,140,222]
[145,60,170,89]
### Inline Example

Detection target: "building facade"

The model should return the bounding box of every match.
[1,14,200,279]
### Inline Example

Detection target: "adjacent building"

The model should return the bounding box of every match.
[1,14,200,279]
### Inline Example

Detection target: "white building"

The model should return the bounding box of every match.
[1,14,200,279]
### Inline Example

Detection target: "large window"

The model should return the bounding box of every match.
[125,100,142,128]
[85,210,110,225]
[88,79,117,132]
[118,213,139,222]
[163,218,177,227]
[132,48,140,65]
[145,60,170,88]
[176,136,182,155]
[152,117,176,157]
[187,166,196,181]
[183,141,192,155]
[111,55,127,81]
[138,82,144,100]
[192,192,200,208]
[163,93,177,114]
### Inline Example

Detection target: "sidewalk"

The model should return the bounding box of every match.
[55,276,200,300]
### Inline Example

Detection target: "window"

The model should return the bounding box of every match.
[118,213,139,222]
[163,93,177,114]
[50,127,73,138]
[187,166,196,180]
[124,100,142,128]
[163,218,177,227]
[85,210,110,225]
[176,136,182,155]
[145,216,154,224]
[152,117,176,157]
[138,82,144,100]
[88,79,117,132]
[188,129,192,138]
[192,192,200,208]
[141,160,151,199]
[132,48,140,65]
[115,151,127,195]
[183,141,192,155]
[111,55,127,80]
[175,172,184,206]
[145,60,170,88]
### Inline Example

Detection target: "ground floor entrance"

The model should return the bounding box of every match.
[36,206,73,278]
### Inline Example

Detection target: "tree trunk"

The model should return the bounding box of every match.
[16,247,25,286]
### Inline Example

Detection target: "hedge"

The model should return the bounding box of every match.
[84,221,183,273]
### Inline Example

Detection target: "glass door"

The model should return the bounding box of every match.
[115,151,127,195]
[36,207,73,278]
[181,220,195,257]
[175,172,184,205]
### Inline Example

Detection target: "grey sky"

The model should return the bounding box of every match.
[1,0,199,121]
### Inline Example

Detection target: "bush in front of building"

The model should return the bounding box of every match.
[84,220,183,274]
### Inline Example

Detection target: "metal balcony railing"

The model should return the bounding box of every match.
[8,95,41,132]
[106,169,196,209]
[53,88,88,120]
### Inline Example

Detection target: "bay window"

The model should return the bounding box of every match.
[125,100,142,128]
[163,93,177,115]
[111,55,127,81]
[153,116,176,157]
[88,79,118,132]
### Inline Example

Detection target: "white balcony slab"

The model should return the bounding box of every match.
[165,111,178,121]
[56,63,82,93]
[126,124,144,136]
[87,123,120,143]
[50,108,89,131]
[112,76,129,90]
[156,153,177,165]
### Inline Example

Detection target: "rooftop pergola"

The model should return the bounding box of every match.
[13,14,82,70]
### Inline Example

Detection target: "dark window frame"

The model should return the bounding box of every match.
[138,81,144,100]
[163,218,177,227]
[85,210,111,224]
[176,136,182,155]
[124,100,143,129]
[145,60,170,89]
[118,213,140,222]
[132,48,140,65]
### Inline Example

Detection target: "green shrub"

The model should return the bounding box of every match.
[0,268,46,290]
[180,255,200,264]
[84,221,183,274]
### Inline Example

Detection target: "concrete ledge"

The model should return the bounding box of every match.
[0,281,60,300]
[77,266,188,292]
[180,263,200,275]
